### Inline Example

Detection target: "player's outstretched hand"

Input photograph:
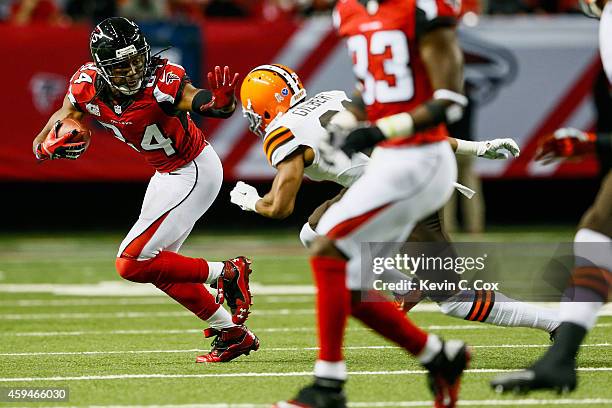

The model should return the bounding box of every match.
[207,65,239,110]
[535,128,596,164]
[480,138,521,160]
[341,125,385,157]
[230,181,261,212]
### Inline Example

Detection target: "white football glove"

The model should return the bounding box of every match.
[230,181,261,212]
[455,138,521,160]
[325,110,359,146]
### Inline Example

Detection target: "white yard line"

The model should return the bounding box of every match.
[2,323,610,337]
[0,282,316,297]
[0,286,611,316]
[0,343,609,357]
[350,400,612,407]
[33,400,612,408]
[0,296,316,307]
[0,309,315,320]
[1,368,611,382]
[4,309,612,320]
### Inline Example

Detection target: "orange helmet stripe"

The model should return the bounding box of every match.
[254,64,303,95]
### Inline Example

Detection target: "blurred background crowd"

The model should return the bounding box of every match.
[0,0,587,26]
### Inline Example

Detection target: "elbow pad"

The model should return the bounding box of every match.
[432,89,468,124]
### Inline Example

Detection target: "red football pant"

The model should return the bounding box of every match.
[351,291,428,356]
[116,251,210,284]
[156,282,220,321]
[116,252,219,322]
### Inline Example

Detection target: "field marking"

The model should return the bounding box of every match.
[35,400,612,408]
[350,400,612,407]
[0,309,316,320]
[2,323,610,338]
[0,282,315,297]
[0,296,316,307]
[0,296,611,317]
[2,368,611,382]
[0,343,610,357]
[0,281,610,316]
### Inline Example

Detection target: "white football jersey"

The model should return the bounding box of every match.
[262,90,369,187]
[601,2,612,84]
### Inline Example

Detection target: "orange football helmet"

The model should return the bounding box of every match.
[240,64,307,138]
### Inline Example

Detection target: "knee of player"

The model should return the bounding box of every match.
[115,257,148,282]
[574,228,612,271]
[299,222,318,248]
[310,236,344,259]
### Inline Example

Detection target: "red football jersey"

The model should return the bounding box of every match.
[67,59,207,173]
[334,0,461,147]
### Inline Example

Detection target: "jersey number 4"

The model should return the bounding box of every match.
[100,122,176,156]
[347,30,414,105]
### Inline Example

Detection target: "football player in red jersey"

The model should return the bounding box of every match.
[275,1,472,407]
[323,0,560,337]
[32,17,258,363]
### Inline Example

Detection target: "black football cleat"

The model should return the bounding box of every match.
[211,256,253,324]
[491,322,585,394]
[274,379,347,408]
[196,325,259,363]
[490,356,577,394]
[423,339,470,408]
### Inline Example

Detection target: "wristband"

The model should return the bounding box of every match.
[375,113,414,139]
[455,139,482,156]
[191,89,214,115]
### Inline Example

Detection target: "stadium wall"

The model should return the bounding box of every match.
[1,16,606,230]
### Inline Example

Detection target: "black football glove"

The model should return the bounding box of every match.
[341,126,386,157]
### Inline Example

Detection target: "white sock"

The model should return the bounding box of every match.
[560,288,604,330]
[417,334,443,365]
[205,262,225,284]
[574,228,612,270]
[314,360,347,381]
[206,305,235,329]
[439,290,560,332]
[557,228,610,330]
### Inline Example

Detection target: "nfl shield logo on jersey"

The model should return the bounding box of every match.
[114,105,122,114]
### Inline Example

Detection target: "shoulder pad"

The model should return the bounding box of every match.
[67,63,98,109]
[153,61,188,105]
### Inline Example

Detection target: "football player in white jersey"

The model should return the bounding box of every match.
[232,63,559,335]
[491,0,612,394]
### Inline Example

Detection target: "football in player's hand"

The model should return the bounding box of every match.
[51,118,91,144]
[40,118,91,160]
